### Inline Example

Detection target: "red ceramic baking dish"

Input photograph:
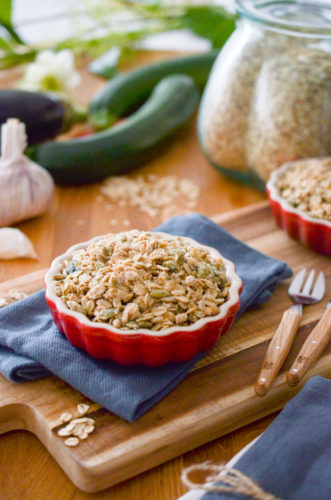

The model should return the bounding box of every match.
[266,163,331,256]
[44,232,243,367]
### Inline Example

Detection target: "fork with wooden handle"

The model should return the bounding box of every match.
[255,269,325,397]
[287,300,331,387]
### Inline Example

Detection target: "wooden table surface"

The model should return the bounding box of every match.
[0,51,274,500]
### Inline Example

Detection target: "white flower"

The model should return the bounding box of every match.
[19,50,81,94]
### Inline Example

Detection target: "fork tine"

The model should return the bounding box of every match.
[311,272,325,301]
[288,268,306,296]
[302,269,315,296]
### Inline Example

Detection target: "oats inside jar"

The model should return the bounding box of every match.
[277,158,331,222]
[53,231,230,331]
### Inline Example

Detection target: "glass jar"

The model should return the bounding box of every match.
[198,0,331,189]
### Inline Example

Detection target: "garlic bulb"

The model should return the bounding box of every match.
[0,228,38,259]
[0,118,54,227]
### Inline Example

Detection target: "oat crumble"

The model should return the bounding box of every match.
[53,231,230,331]
[277,158,331,222]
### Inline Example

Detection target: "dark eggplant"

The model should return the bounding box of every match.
[0,90,86,145]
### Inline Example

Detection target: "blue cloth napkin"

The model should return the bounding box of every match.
[200,376,331,500]
[0,214,292,421]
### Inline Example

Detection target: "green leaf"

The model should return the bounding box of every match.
[180,6,237,49]
[0,48,36,69]
[89,46,121,79]
[0,0,25,44]
[0,35,13,52]
[0,0,12,25]
[0,2,236,71]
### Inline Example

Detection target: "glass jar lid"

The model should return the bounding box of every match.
[236,0,331,37]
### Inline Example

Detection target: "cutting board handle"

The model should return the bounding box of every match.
[0,376,101,492]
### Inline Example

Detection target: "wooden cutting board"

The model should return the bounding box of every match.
[0,201,330,493]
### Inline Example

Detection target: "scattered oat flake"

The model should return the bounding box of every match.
[71,417,94,424]
[73,424,86,437]
[57,409,96,446]
[60,412,73,423]
[123,219,131,227]
[0,297,8,308]
[64,437,80,447]
[58,426,73,437]
[75,219,85,226]
[85,424,95,434]
[77,403,90,416]
[8,290,28,300]
[100,174,200,222]
[61,421,76,433]
[109,218,118,225]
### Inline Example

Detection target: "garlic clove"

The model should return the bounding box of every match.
[0,228,38,260]
[0,118,55,227]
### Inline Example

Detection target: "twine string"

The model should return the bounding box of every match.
[181,462,283,500]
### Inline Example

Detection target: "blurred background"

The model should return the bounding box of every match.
[6,0,234,59]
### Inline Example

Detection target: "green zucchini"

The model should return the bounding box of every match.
[34,75,199,185]
[89,51,218,130]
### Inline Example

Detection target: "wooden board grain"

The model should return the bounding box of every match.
[0,202,330,492]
